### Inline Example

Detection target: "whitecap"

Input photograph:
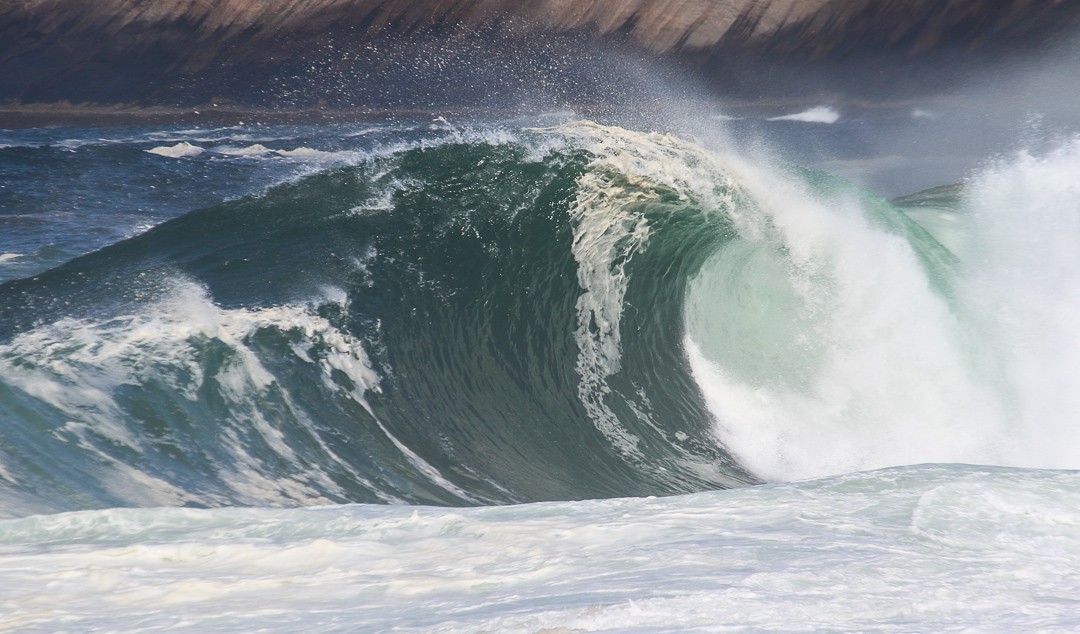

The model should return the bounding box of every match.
[274,147,346,161]
[768,106,841,124]
[145,142,204,158]
[214,143,273,157]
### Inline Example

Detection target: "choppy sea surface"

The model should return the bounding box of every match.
[2,113,1079,631]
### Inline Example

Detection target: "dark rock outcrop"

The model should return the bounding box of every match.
[2,0,1078,108]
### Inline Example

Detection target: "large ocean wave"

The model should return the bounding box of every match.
[2,122,1079,516]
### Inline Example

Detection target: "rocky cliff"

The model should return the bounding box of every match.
[2,0,1078,107]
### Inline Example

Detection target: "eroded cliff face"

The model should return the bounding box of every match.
[2,0,1078,107]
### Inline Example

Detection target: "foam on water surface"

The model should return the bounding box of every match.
[146,142,205,158]
[1,465,1078,632]
[684,135,1080,481]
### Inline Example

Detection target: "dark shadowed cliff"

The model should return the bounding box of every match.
[2,0,1079,110]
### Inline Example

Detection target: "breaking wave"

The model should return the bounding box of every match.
[2,122,1079,515]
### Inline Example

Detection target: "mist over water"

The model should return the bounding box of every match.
[639,38,1079,199]
[686,135,1080,481]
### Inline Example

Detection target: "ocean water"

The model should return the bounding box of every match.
[1,114,1080,631]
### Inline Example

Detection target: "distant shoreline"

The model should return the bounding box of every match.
[0,104,502,130]
[0,99,936,130]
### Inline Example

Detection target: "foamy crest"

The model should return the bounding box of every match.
[686,135,1080,481]
[274,147,345,160]
[556,122,742,458]
[145,142,204,158]
[214,143,273,156]
[957,136,1080,468]
[0,280,391,506]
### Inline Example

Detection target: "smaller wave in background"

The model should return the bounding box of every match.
[146,141,204,157]
[767,106,841,124]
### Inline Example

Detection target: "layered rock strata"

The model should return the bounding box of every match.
[2,0,1078,106]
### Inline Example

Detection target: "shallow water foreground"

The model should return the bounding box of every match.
[2,465,1078,632]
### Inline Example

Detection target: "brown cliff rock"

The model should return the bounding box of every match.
[2,0,1078,107]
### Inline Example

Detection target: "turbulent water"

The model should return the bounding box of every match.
[2,116,1080,631]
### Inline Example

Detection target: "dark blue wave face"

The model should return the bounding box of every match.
[0,127,759,516]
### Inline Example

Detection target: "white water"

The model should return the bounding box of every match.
[2,465,1078,632]
[685,136,1080,482]
[146,141,205,158]
[0,280,393,511]
[958,138,1080,467]
[556,123,1080,482]
[768,106,841,124]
